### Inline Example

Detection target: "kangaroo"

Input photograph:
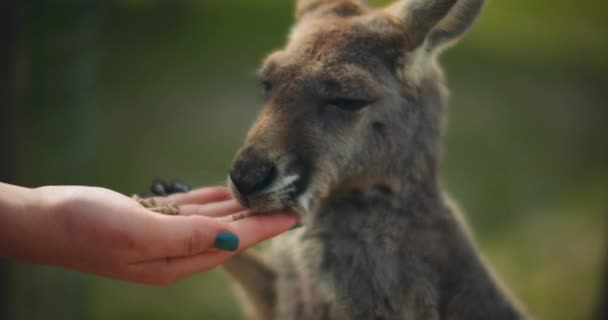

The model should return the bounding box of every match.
[225,0,528,319]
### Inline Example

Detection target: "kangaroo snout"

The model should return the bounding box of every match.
[230,147,278,198]
[229,147,310,212]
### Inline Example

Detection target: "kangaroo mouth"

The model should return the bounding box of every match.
[229,172,308,213]
[229,149,312,213]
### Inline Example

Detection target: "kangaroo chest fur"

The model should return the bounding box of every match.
[267,186,524,320]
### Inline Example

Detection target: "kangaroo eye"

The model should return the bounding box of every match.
[328,99,368,111]
[260,80,272,96]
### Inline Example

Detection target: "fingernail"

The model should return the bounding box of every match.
[214,232,239,251]
[289,223,303,230]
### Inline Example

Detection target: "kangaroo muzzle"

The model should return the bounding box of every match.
[229,147,311,212]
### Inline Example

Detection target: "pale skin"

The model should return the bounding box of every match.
[0,183,298,286]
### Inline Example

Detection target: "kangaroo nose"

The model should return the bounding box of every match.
[230,149,277,196]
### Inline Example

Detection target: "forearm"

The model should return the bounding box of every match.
[0,183,44,262]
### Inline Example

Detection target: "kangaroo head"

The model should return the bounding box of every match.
[229,0,483,213]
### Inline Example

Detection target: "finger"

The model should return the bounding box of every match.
[164,187,232,205]
[129,212,298,283]
[179,199,244,217]
[133,214,234,260]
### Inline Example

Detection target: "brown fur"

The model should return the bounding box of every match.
[224,0,528,319]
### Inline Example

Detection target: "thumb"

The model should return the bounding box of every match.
[135,214,238,260]
[127,211,298,285]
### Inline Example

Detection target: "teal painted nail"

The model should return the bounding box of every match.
[214,232,239,252]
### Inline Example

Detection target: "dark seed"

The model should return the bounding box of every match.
[168,181,191,194]
[150,179,169,196]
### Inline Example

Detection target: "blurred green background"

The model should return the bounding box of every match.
[2,0,607,319]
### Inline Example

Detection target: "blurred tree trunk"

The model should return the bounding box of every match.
[20,0,101,186]
[599,222,608,320]
[0,0,23,319]
[8,1,102,319]
[0,0,21,180]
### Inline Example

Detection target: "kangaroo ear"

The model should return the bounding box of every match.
[390,0,484,50]
[427,0,485,50]
[295,0,369,21]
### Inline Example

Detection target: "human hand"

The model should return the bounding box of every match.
[8,185,297,285]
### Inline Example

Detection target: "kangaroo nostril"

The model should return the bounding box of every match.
[230,161,278,196]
